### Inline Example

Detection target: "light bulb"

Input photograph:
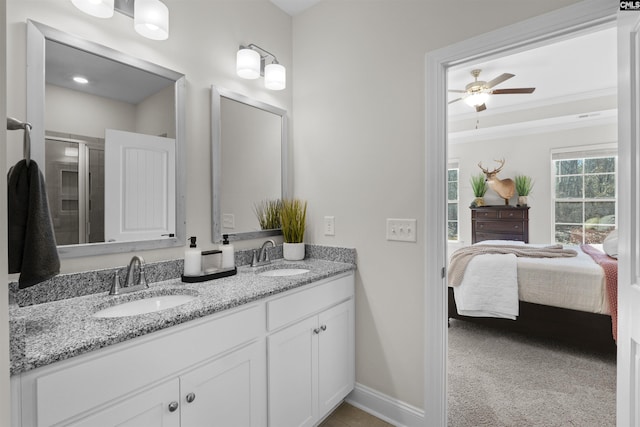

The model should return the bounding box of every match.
[134,0,169,40]
[237,48,261,79]
[71,0,114,18]
[264,63,286,90]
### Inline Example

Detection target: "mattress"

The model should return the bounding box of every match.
[516,245,608,314]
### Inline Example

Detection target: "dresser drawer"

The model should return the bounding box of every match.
[498,209,525,219]
[476,221,524,233]
[473,210,499,219]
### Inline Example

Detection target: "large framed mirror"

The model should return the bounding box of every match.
[211,86,288,243]
[26,20,186,257]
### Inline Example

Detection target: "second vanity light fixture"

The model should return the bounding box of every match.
[71,0,169,40]
[236,44,286,90]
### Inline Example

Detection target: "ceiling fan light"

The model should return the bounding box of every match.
[464,92,489,107]
[71,0,114,18]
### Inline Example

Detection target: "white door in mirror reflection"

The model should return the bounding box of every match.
[104,129,176,242]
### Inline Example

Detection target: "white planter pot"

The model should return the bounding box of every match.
[518,195,528,206]
[283,242,305,261]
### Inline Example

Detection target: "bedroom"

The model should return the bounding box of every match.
[445,22,617,425]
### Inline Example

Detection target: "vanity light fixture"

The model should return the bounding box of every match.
[71,0,169,40]
[236,44,286,90]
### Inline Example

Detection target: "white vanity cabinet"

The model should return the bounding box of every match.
[11,270,355,427]
[67,340,266,427]
[12,303,266,427]
[266,273,355,427]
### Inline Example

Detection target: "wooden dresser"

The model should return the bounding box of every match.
[470,206,530,243]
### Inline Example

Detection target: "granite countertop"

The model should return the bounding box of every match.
[10,258,355,375]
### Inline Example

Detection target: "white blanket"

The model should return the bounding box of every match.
[453,253,519,320]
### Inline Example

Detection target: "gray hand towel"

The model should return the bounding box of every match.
[8,159,60,289]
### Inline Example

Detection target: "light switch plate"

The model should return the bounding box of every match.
[324,216,335,236]
[222,213,235,229]
[386,218,417,242]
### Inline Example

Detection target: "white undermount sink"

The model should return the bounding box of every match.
[258,268,310,277]
[94,294,196,318]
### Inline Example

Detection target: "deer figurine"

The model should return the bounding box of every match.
[478,159,515,205]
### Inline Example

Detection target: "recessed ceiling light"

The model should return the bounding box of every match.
[73,76,89,84]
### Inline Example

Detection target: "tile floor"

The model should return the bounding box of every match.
[319,402,394,427]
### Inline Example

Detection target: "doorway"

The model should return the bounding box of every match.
[445,25,617,425]
[424,3,617,425]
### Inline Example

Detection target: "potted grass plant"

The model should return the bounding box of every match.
[470,173,488,207]
[253,199,281,230]
[280,198,307,260]
[514,175,534,206]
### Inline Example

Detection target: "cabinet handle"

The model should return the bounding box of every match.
[168,401,179,412]
[313,328,321,334]
[186,392,196,403]
[320,325,327,331]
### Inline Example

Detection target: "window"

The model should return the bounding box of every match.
[447,166,459,241]
[553,149,617,244]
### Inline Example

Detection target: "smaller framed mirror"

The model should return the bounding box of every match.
[211,86,288,243]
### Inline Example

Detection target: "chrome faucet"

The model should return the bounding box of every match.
[251,240,276,267]
[109,255,150,295]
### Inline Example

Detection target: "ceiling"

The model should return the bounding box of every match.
[46,39,174,105]
[270,0,321,16]
[447,25,617,119]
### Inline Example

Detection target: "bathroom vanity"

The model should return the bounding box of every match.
[9,257,355,427]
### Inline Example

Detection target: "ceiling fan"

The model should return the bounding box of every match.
[448,69,536,112]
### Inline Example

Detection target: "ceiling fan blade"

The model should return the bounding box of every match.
[491,88,536,94]
[475,103,487,112]
[448,89,466,93]
[486,73,514,89]
[448,98,463,104]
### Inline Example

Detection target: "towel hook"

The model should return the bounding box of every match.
[6,117,31,167]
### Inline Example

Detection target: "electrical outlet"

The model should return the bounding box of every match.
[386,218,417,242]
[222,213,235,229]
[324,216,335,236]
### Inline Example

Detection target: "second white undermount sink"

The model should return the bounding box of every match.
[94,294,196,318]
[258,268,310,277]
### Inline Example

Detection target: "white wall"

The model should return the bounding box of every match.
[46,84,137,138]
[135,84,175,138]
[6,0,293,273]
[292,0,582,409]
[450,123,617,246]
[1,0,10,422]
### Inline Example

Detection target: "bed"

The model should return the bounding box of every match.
[447,240,617,348]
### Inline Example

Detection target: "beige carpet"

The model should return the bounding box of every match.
[448,319,616,427]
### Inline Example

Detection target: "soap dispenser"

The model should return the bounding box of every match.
[184,236,202,276]
[220,234,235,269]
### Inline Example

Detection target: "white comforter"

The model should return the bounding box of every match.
[453,253,519,320]
[451,242,608,318]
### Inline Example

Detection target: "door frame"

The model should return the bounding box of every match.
[424,0,617,424]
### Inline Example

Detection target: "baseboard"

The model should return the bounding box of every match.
[345,383,425,427]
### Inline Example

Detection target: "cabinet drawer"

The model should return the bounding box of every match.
[267,273,354,332]
[28,304,264,427]
[476,221,524,232]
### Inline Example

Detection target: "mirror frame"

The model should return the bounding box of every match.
[211,86,288,243]
[26,20,186,257]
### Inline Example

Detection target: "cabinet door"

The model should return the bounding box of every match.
[268,316,318,427]
[67,379,180,427]
[318,299,355,416]
[180,340,266,427]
